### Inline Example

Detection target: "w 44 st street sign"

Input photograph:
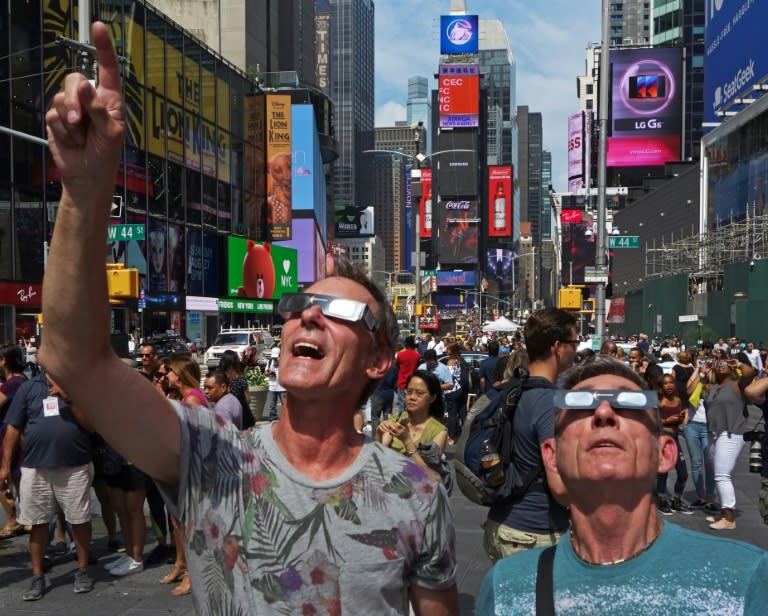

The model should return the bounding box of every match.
[608,235,640,249]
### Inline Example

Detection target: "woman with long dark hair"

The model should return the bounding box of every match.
[376,370,448,476]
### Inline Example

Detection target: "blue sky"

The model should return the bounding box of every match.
[374,0,601,192]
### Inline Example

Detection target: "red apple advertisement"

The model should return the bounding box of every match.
[487,165,512,237]
[420,169,433,238]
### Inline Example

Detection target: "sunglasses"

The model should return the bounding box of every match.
[554,389,658,410]
[139,353,154,358]
[277,293,376,331]
[153,371,167,379]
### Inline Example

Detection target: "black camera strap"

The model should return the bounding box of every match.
[535,545,556,615]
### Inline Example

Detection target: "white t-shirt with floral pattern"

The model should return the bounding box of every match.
[160,402,457,615]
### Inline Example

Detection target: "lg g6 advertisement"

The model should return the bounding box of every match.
[607,48,683,168]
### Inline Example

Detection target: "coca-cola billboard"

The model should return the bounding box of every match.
[438,199,478,265]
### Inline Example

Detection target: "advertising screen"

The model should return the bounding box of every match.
[437,199,478,265]
[420,168,433,239]
[437,130,478,197]
[705,0,768,123]
[436,270,476,287]
[275,218,323,284]
[186,230,219,297]
[488,166,512,237]
[560,213,596,286]
[405,164,413,271]
[266,95,292,241]
[439,64,480,128]
[333,205,374,238]
[291,105,315,213]
[440,15,479,55]
[486,249,514,294]
[226,236,298,299]
[567,112,584,193]
[607,48,683,168]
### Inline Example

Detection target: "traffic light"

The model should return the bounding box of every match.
[580,298,595,314]
[106,263,139,300]
[558,287,582,310]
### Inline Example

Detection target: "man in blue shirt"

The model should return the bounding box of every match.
[477,340,500,394]
[478,356,768,615]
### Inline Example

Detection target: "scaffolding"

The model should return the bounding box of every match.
[643,209,768,293]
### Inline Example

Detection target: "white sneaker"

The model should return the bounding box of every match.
[104,554,131,571]
[109,557,144,577]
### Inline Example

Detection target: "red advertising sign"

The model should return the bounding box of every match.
[438,64,480,128]
[420,169,433,239]
[560,209,583,223]
[0,282,42,307]
[487,165,512,237]
[607,296,625,324]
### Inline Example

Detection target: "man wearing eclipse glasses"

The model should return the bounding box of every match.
[38,23,457,614]
[478,355,768,615]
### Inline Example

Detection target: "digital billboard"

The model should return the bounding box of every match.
[266,95,292,241]
[436,270,476,287]
[333,205,374,238]
[486,249,514,294]
[607,48,683,168]
[438,64,480,128]
[560,213,596,286]
[420,168,433,239]
[488,166,512,237]
[437,130,478,197]
[567,112,585,193]
[226,236,298,299]
[275,218,324,284]
[440,15,479,55]
[438,199,479,265]
[186,231,219,297]
[705,0,768,123]
[405,164,413,271]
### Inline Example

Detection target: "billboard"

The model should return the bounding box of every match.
[186,231,219,297]
[486,249,514,294]
[438,64,480,128]
[607,48,683,168]
[560,212,596,286]
[226,236,298,299]
[436,270,476,287]
[487,166,512,237]
[420,168,433,238]
[334,205,374,238]
[291,105,316,213]
[567,112,585,193]
[275,218,325,284]
[405,164,413,271]
[438,199,479,265]
[705,0,768,123]
[266,95,292,241]
[147,219,185,294]
[315,11,331,94]
[440,15,479,55]
[437,130,478,197]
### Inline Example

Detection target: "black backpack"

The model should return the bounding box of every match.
[453,372,555,506]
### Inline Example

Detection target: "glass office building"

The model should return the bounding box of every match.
[0,0,260,342]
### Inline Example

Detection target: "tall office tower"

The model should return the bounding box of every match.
[608,0,652,46]
[151,1,316,83]
[653,0,705,161]
[516,106,543,300]
[372,123,427,274]
[541,151,552,241]
[539,150,556,306]
[407,76,432,154]
[327,0,375,209]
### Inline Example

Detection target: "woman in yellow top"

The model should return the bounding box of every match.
[376,370,448,474]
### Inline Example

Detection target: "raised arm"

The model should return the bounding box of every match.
[39,22,180,485]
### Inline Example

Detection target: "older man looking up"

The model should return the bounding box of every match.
[38,23,458,614]
[478,356,768,614]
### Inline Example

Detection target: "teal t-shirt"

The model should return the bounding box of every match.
[477,520,768,615]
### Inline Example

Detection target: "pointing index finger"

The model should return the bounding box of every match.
[91,21,120,92]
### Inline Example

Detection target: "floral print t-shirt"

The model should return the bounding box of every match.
[160,402,457,615]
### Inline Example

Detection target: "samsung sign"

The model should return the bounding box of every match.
[440,15,479,55]
[704,0,768,124]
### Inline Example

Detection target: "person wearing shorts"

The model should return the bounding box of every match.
[0,371,94,600]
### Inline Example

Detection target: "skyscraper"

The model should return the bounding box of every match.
[607,0,652,46]
[653,0,705,161]
[407,76,432,154]
[327,0,375,209]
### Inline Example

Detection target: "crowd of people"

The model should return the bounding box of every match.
[2,24,767,612]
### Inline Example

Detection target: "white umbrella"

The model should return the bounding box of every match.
[482,316,520,333]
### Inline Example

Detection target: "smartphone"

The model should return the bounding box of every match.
[398,416,410,426]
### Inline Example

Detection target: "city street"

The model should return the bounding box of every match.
[1,410,766,614]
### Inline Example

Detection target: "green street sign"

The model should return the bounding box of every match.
[107,224,146,242]
[218,298,274,313]
[608,235,640,249]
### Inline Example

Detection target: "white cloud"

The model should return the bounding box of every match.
[375,101,407,127]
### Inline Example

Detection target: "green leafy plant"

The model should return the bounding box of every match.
[245,366,269,388]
